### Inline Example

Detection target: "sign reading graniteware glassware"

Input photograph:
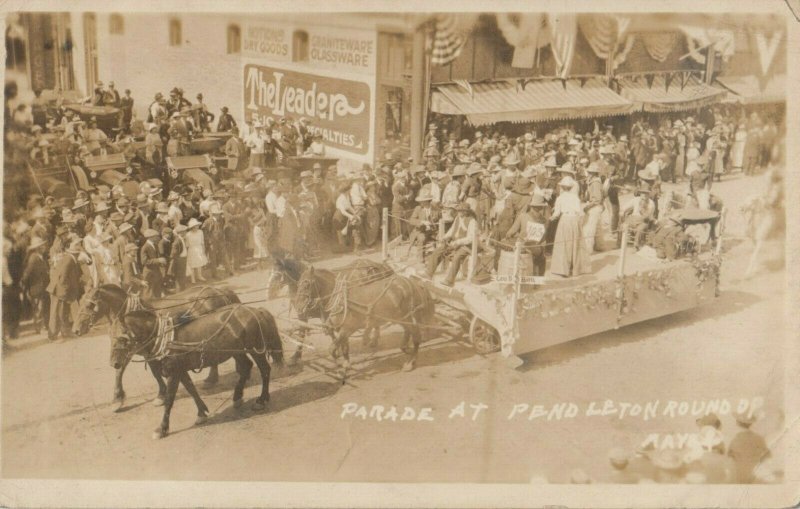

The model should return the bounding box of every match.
[244,64,371,155]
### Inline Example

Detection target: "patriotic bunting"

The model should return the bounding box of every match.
[431,14,469,66]
[496,13,548,68]
[641,32,678,63]
[548,13,578,80]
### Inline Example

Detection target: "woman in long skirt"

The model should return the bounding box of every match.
[184,218,207,283]
[731,123,746,172]
[252,216,270,270]
[549,176,591,277]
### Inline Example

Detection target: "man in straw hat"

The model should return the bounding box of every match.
[621,184,657,250]
[728,408,770,483]
[47,239,83,342]
[22,236,50,334]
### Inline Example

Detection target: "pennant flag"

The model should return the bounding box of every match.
[431,14,469,66]
[548,13,578,79]
[560,78,568,91]
[645,74,655,89]
[453,79,474,100]
[679,71,690,91]
[579,77,588,88]
[751,28,783,90]
[664,72,674,93]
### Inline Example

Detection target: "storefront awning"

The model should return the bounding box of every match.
[714,75,786,105]
[430,78,634,126]
[619,75,727,113]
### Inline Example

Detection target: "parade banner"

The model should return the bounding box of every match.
[244,64,371,155]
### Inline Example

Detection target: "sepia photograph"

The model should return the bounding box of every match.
[0,1,797,507]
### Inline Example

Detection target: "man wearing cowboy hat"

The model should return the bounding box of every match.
[504,192,549,276]
[426,203,478,287]
[22,236,50,335]
[390,170,413,240]
[407,186,440,258]
[224,125,246,171]
[638,158,663,218]
[622,184,656,249]
[216,106,237,133]
[202,204,226,279]
[47,239,83,342]
[140,228,166,299]
[84,117,108,155]
[583,162,604,253]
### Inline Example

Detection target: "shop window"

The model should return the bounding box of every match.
[169,18,182,46]
[109,14,124,35]
[292,30,309,62]
[227,24,241,54]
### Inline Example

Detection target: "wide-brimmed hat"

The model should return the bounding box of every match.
[94,201,110,213]
[559,162,576,175]
[167,191,180,201]
[124,243,139,253]
[174,224,188,234]
[143,228,159,238]
[109,212,123,222]
[187,218,202,229]
[586,163,601,174]
[27,237,47,251]
[734,409,758,427]
[416,188,433,202]
[450,165,466,177]
[118,223,134,235]
[67,240,83,254]
[72,198,89,210]
[558,176,577,189]
[467,162,483,176]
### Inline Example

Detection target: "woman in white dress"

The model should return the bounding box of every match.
[252,216,270,270]
[96,233,120,285]
[730,122,747,173]
[549,176,591,277]
[184,218,208,283]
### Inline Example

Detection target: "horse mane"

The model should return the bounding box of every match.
[276,257,306,283]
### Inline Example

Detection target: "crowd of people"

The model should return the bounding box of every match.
[2,74,785,342]
[557,409,779,484]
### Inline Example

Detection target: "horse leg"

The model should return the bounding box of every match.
[288,327,306,366]
[203,363,219,387]
[400,326,413,356]
[149,359,167,407]
[152,373,180,440]
[250,353,271,410]
[112,359,129,412]
[402,325,421,372]
[745,238,763,278]
[179,371,209,425]
[232,354,253,409]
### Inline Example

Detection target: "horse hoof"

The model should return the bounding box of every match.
[152,397,165,407]
[152,429,167,440]
[233,399,243,409]
[112,400,125,413]
[195,415,208,426]
[402,361,415,372]
[252,401,266,412]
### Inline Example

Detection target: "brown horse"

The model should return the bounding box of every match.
[284,259,389,362]
[121,304,283,439]
[74,284,239,411]
[294,263,435,372]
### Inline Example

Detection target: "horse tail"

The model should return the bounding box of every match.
[254,308,284,366]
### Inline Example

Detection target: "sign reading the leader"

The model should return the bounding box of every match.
[242,23,290,61]
[244,64,370,155]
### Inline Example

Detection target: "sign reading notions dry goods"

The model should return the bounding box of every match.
[244,64,371,155]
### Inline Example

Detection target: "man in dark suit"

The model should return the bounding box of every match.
[168,224,188,292]
[47,240,83,342]
[121,243,145,292]
[140,229,165,299]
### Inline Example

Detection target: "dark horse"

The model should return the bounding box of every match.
[293,261,435,372]
[273,258,386,363]
[74,284,239,411]
[121,304,283,439]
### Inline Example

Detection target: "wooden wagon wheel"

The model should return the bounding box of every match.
[364,204,381,247]
[469,316,500,355]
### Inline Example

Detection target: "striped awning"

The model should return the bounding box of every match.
[715,75,786,105]
[430,78,634,126]
[619,75,727,113]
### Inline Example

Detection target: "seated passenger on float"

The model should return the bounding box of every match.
[426,203,478,287]
[622,186,657,249]
[407,186,440,259]
[503,192,549,276]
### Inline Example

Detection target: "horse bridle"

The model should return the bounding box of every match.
[295,276,322,318]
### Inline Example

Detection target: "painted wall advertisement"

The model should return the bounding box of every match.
[244,63,371,155]
[307,26,376,74]
[242,23,290,61]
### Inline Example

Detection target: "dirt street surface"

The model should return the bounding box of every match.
[1,173,786,483]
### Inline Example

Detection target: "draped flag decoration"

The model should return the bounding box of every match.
[681,26,735,64]
[496,13,548,68]
[548,13,578,79]
[577,14,618,59]
[641,32,678,62]
[431,14,470,66]
[613,34,636,70]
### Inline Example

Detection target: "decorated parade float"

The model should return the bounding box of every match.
[383,210,723,362]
